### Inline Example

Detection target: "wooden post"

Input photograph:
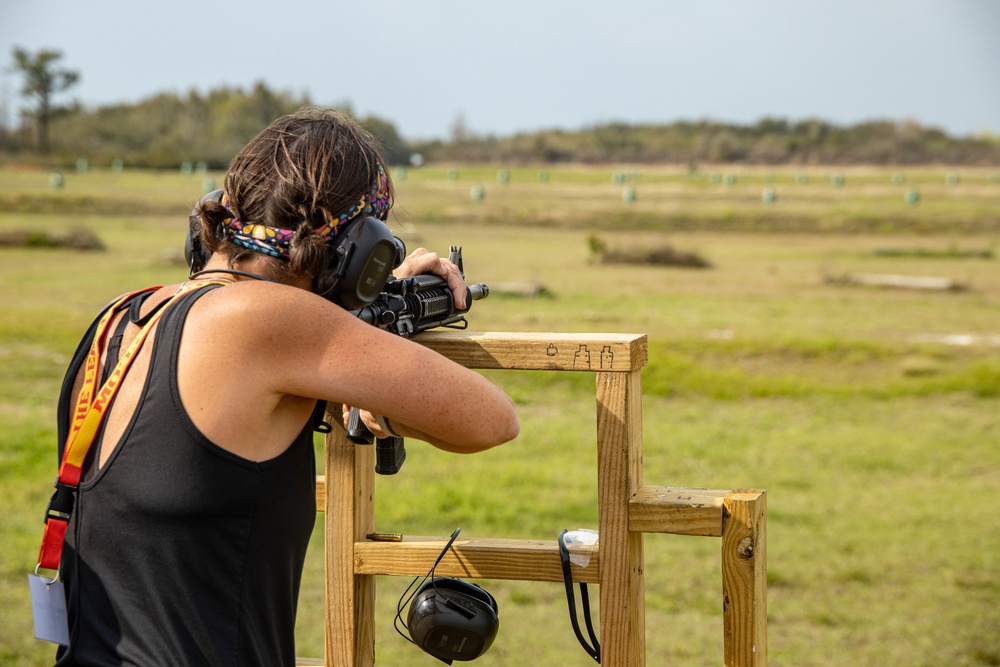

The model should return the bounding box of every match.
[596,369,645,666]
[324,411,376,667]
[722,490,768,666]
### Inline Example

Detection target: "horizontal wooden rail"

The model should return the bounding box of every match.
[315,476,325,510]
[353,535,600,584]
[629,485,729,537]
[321,479,733,539]
[413,330,648,372]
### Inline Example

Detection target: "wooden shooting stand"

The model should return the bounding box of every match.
[306,332,767,666]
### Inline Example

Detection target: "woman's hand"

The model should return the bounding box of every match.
[392,247,467,310]
[341,404,397,440]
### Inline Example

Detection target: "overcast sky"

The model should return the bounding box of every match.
[2,0,998,141]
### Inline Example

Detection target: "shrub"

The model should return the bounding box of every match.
[0,226,105,250]
[587,233,711,268]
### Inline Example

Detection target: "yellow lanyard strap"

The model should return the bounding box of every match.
[38,280,228,572]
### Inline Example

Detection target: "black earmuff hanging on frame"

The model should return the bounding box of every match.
[395,528,500,664]
[185,189,405,309]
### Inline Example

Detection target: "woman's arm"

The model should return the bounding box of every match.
[198,281,518,453]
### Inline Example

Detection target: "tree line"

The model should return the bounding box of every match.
[1,48,411,168]
[4,48,998,168]
[422,117,1000,166]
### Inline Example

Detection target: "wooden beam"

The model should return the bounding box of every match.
[354,536,600,583]
[315,475,325,512]
[722,490,768,667]
[414,331,648,372]
[825,272,967,292]
[324,416,376,667]
[629,485,729,536]
[596,369,645,666]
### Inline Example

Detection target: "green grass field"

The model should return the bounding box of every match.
[1,164,998,666]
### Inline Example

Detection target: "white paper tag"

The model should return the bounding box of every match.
[28,574,70,646]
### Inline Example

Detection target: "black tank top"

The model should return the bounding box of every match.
[55,286,317,667]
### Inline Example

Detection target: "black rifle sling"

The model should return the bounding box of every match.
[559,529,601,663]
[311,401,332,434]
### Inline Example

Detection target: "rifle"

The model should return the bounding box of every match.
[345,246,489,474]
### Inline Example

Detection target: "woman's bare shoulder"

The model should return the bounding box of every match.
[186,281,360,350]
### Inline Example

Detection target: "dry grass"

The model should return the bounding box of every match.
[1,165,998,666]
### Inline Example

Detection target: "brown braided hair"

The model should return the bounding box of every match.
[195,106,391,282]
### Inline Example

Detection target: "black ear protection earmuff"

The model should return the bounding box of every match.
[312,215,405,310]
[396,529,500,664]
[185,189,405,309]
[407,578,500,664]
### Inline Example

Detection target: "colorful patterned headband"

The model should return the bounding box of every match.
[222,163,391,259]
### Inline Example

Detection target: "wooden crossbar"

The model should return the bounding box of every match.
[414,330,649,372]
[354,536,600,583]
[629,485,730,536]
[310,331,766,666]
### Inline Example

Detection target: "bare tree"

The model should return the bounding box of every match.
[450,112,470,144]
[10,47,80,153]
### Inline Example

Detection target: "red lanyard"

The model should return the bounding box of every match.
[37,281,228,573]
